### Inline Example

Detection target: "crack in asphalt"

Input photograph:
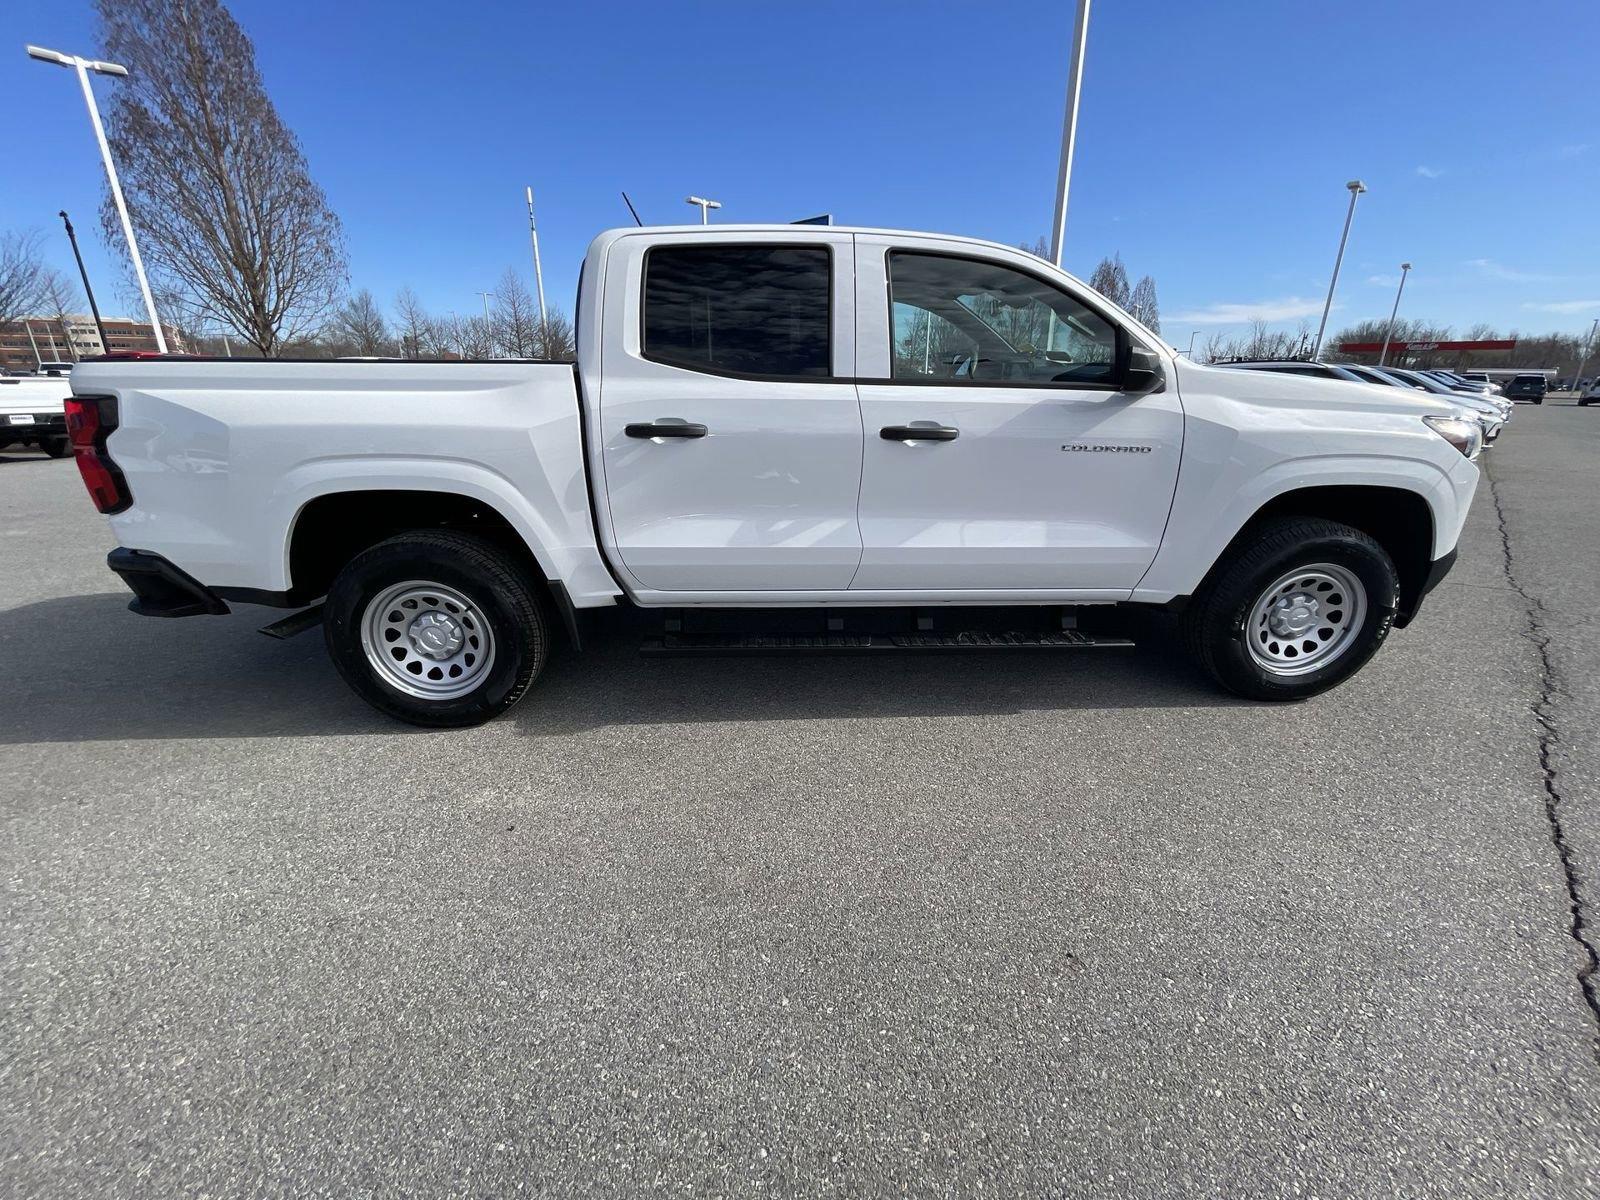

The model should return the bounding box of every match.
[1487,462,1600,1053]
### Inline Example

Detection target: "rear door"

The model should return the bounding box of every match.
[851,236,1183,594]
[595,232,861,593]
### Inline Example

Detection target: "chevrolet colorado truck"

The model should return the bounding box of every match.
[0,373,73,457]
[64,224,1481,726]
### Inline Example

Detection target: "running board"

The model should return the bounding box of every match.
[640,630,1134,657]
[258,604,324,640]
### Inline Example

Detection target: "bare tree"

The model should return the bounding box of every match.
[491,269,541,358]
[392,286,432,359]
[0,230,54,327]
[1128,275,1160,333]
[331,289,391,356]
[534,309,576,360]
[1087,254,1130,309]
[96,0,347,356]
[38,270,84,360]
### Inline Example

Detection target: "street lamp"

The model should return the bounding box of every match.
[478,291,495,358]
[1187,330,1199,358]
[1048,0,1092,266]
[1572,317,1599,396]
[685,195,721,224]
[1378,263,1412,367]
[524,186,548,328]
[27,44,167,353]
[1311,179,1366,362]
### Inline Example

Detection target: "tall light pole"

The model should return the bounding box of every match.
[27,45,167,353]
[685,196,721,224]
[1048,0,1092,266]
[1378,262,1412,366]
[1572,317,1599,395]
[478,292,494,359]
[1311,179,1366,361]
[524,186,548,328]
[1187,330,1199,357]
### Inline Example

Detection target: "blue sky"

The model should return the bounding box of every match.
[4,0,1597,344]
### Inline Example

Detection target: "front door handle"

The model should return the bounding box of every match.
[880,424,959,442]
[626,419,708,439]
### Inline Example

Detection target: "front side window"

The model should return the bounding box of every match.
[888,251,1119,385]
[643,244,831,378]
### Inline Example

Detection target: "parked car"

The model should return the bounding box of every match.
[1502,374,1549,404]
[1215,360,1370,383]
[1424,369,1501,399]
[1380,367,1514,420]
[1581,378,1600,407]
[64,223,1482,726]
[0,375,72,457]
[1337,364,1508,442]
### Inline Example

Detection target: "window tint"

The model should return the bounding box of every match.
[643,244,831,378]
[888,251,1118,385]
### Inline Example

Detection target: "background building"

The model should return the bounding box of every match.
[0,315,178,372]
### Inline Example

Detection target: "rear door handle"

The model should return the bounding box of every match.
[880,424,959,442]
[625,419,708,439]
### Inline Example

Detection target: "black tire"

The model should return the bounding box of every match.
[41,436,72,459]
[323,530,548,728]
[1182,516,1399,702]
[1533,397,1543,405]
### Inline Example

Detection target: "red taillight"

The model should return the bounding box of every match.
[63,396,131,514]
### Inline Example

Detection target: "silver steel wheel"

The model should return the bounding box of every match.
[360,580,496,700]
[1245,563,1367,678]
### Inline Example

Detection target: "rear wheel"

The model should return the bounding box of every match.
[1182,517,1399,701]
[323,530,548,727]
[41,436,71,458]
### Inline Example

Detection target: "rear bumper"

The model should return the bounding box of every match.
[2,413,66,437]
[1395,547,1457,628]
[108,548,230,618]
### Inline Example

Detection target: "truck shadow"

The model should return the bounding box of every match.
[0,593,1242,745]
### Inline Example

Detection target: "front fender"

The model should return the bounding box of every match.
[1132,450,1476,605]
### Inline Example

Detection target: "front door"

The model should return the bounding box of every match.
[596,233,862,594]
[851,238,1183,594]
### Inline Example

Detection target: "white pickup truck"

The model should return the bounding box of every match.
[0,371,73,458]
[65,224,1481,726]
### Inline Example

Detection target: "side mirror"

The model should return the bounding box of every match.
[1122,344,1165,394]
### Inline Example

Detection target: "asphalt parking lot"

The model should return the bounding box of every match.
[3,402,1598,1198]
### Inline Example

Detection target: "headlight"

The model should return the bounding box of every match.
[1423,414,1483,459]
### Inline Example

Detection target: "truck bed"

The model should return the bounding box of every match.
[67,359,621,606]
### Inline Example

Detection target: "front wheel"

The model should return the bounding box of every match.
[1182,517,1399,701]
[323,530,549,727]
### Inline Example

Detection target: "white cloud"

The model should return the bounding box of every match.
[1467,258,1556,283]
[1522,299,1600,314]
[1367,274,1400,287]
[1169,297,1328,324]
[1414,165,1443,178]
[1555,143,1591,159]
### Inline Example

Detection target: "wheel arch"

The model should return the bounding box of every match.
[282,486,583,648]
[1197,484,1436,626]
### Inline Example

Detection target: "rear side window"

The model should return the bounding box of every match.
[643,244,832,379]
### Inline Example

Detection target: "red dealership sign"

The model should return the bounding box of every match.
[1338,339,1516,353]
